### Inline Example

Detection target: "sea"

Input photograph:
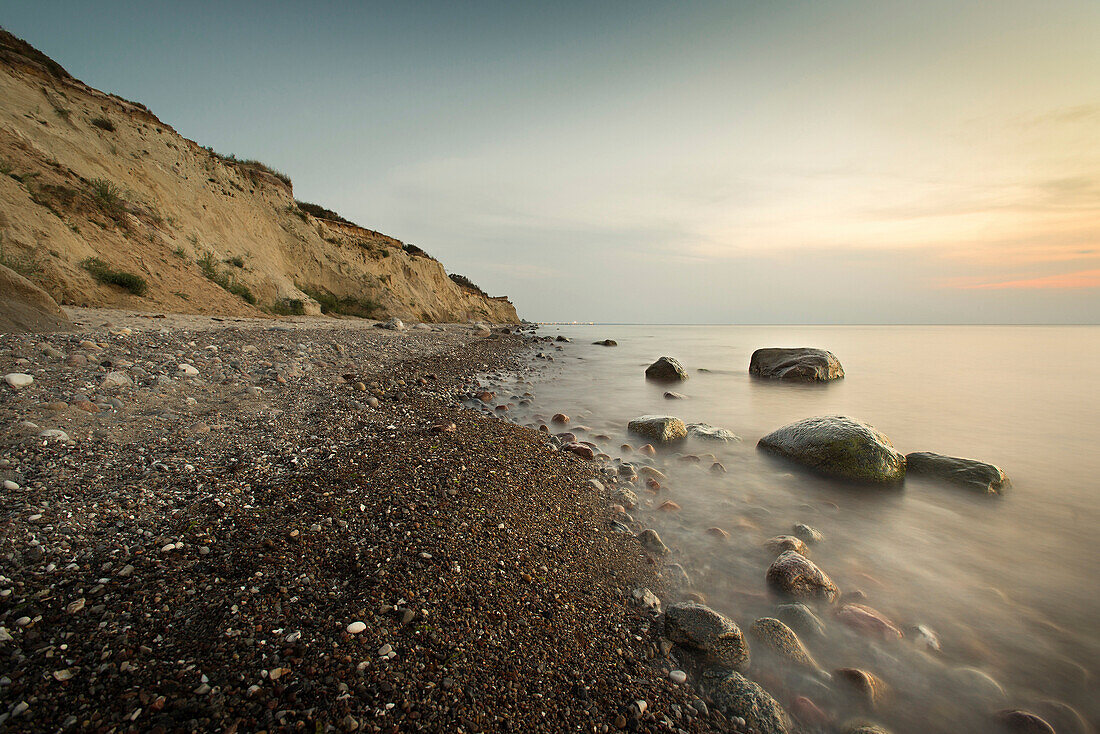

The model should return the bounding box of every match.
[482,325,1099,734]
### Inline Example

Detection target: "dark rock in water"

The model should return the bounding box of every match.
[687,422,741,442]
[628,415,687,442]
[665,602,749,670]
[708,672,791,734]
[664,391,687,400]
[750,347,844,381]
[775,603,827,638]
[995,710,1056,734]
[593,339,617,346]
[834,668,887,707]
[758,416,905,482]
[636,528,669,556]
[905,452,1008,494]
[749,617,821,671]
[0,264,72,333]
[837,603,904,640]
[766,551,839,603]
[555,335,571,342]
[563,442,595,460]
[645,356,688,381]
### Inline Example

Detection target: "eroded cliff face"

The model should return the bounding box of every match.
[0,30,518,323]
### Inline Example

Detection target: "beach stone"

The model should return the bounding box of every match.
[102,371,132,388]
[708,672,791,734]
[346,621,366,634]
[905,452,1009,494]
[551,413,569,423]
[669,669,687,684]
[766,535,809,555]
[951,667,1007,703]
[645,356,688,381]
[834,668,887,707]
[613,487,639,509]
[383,318,405,331]
[766,551,839,603]
[749,617,821,671]
[632,587,660,611]
[995,711,1055,734]
[758,416,905,482]
[792,524,824,543]
[594,339,617,346]
[38,429,70,441]
[636,528,669,556]
[842,723,892,734]
[664,602,749,670]
[4,373,34,390]
[837,604,904,640]
[662,563,691,589]
[686,422,741,442]
[178,363,199,377]
[628,415,687,442]
[563,442,595,460]
[664,391,686,400]
[750,347,844,381]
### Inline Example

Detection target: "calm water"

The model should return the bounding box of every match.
[487,325,1100,733]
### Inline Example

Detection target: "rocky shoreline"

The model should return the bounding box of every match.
[0,312,718,733]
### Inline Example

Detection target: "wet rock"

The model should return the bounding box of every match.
[836,604,904,640]
[834,668,887,707]
[750,617,821,671]
[766,551,839,603]
[686,422,741,442]
[613,487,639,509]
[792,523,824,543]
[658,500,681,511]
[563,442,595,460]
[664,602,749,670]
[841,723,892,734]
[750,347,844,381]
[551,413,570,424]
[905,452,1009,494]
[708,671,791,734]
[662,563,691,589]
[706,527,730,540]
[628,415,687,443]
[632,587,661,612]
[645,356,688,382]
[636,528,669,556]
[664,391,687,400]
[758,416,906,482]
[765,535,809,555]
[951,667,1008,703]
[594,339,617,346]
[995,710,1056,734]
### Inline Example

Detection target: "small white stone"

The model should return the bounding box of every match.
[3,373,33,390]
[286,631,301,643]
[52,669,73,681]
[178,364,199,377]
[38,429,70,441]
[669,669,687,684]
[2,480,18,490]
[377,643,393,656]
[346,621,366,635]
[66,598,85,614]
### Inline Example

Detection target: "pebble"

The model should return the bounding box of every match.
[3,373,33,390]
[669,669,687,684]
[3,480,18,490]
[346,621,366,634]
[378,643,393,656]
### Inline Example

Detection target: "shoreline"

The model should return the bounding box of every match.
[0,311,714,732]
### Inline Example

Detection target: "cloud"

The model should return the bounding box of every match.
[948,269,1100,290]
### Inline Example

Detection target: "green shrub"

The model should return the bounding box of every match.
[299,286,380,318]
[271,298,306,316]
[227,281,255,304]
[197,251,253,303]
[90,116,115,132]
[294,200,356,226]
[86,178,128,224]
[226,255,245,268]
[81,257,147,296]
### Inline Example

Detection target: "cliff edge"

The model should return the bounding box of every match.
[0,29,519,323]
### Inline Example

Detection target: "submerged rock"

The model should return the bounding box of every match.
[645,356,688,381]
[750,347,844,381]
[758,416,906,482]
[687,422,741,442]
[664,602,749,670]
[766,551,840,603]
[842,723,893,734]
[636,528,669,556]
[905,452,1009,494]
[628,415,687,443]
[994,710,1056,734]
[775,603,827,638]
[708,672,791,734]
[792,523,824,543]
[834,668,887,707]
[766,535,809,555]
[593,339,617,346]
[749,617,821,671]
[836,604,904,640]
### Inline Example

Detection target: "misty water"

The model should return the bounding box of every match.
[483,325,1099,733]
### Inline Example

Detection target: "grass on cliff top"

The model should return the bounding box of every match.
[81,257,147,296]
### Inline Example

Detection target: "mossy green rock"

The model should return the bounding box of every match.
[709,672,791,734]
[758,416,905,482]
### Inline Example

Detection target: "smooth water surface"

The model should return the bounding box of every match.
[491,325,1099,733]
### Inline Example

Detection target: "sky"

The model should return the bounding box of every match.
[4,0,1099,323]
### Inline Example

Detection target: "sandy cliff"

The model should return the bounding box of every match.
[0,30,518,323]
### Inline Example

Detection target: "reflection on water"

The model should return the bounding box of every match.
[486,325,1100,733]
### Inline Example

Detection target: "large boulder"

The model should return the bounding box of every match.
[766,551,840,603]
[708,672,791,734]
[0,264,71,333]
[905,452,1008,494]
[750,347,844,381]
[664,602,749,670]
[749,617,821,671]
[628,415,687,443]
[645,356,688,381]
[758,416,905,482]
